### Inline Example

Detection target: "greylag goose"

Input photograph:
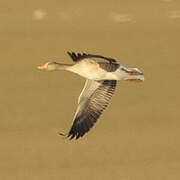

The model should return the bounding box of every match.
[38,52,144,140]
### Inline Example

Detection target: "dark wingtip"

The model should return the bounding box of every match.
[67,51,71,56]
[68,133,76,140]
[58,131,79,140]
[67,127,84,140]
[67,51,90,62]
[67,51,79,62]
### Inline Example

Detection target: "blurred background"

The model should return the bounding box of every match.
[1,0,180,179]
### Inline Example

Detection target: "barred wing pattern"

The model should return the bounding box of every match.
[68,80,117,139]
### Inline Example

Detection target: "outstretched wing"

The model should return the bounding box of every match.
[67,51,117,63]
[67,80,117,140]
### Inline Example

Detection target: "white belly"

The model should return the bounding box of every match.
[68,62,144,81]
[67,60,107,80]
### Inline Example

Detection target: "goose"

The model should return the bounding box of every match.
[38,52,144,140]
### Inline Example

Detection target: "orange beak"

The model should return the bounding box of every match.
[37,64,47,70]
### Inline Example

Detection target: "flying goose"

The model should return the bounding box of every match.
[38,52,144,139]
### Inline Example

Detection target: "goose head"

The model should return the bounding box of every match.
[37,62,61,71]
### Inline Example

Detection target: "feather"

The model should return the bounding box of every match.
[67,80,116,139]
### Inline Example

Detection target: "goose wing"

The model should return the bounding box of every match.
[67,51,117,63]
[67,79,117,140]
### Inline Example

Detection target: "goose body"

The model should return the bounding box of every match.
[68,60,143,81]
[38,52,144,139]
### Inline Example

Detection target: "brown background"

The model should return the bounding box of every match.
[1,0,180,179]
